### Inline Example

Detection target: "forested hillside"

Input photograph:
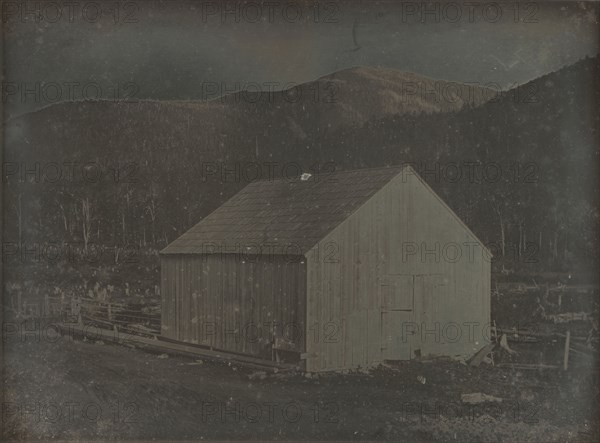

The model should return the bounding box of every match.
[4,57,598,277]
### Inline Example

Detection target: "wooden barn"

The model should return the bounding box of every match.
[160,165,491,372]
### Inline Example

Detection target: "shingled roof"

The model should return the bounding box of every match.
[160,165,406,255]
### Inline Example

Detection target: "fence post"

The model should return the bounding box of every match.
[73,297,82,326]
[563,330,571,371]
[108,303,112,321]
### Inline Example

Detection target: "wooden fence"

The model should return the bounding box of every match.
[11,294,161,338]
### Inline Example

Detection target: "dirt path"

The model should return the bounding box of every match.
[3,333,598,441]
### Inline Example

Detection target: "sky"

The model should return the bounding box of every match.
[3,0,599,116]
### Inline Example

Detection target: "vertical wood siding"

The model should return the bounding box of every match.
[161,254,306,359]
[305,171,491,372]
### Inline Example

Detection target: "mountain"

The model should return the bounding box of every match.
[217,66,493,130]
[3,57,598,274]
[4,66,492,175]
[3,66,494,237]
[308,56,599,272]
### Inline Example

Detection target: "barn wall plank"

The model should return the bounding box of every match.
[305,170,491,372]
[161,254,306,359]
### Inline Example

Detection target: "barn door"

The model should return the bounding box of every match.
[380,275,415,361]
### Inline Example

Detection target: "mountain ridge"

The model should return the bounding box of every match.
[5,64,494,123]
[3,55,598,273]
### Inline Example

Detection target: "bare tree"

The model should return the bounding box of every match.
[81,197,92,254]
[14,192,23,246]
[490,198,506,257]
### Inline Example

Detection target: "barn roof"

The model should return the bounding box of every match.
[160,165,407,255]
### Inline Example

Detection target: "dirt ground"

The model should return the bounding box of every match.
[3,327,599,442]
[3,273,598,441]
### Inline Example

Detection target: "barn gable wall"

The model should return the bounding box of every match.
[161,254,306,359]
[305,170,491,372]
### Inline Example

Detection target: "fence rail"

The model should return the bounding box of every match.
[13,295,162,338]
